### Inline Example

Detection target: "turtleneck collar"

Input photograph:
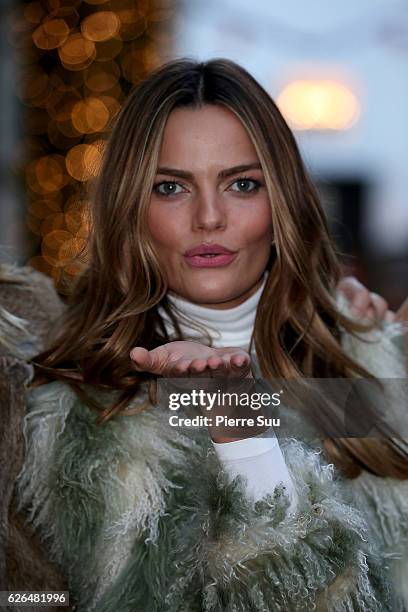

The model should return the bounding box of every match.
[157,272,268,352]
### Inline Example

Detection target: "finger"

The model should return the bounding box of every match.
[130,346,169,375]
[350,290,371,317]
[169,358,193,377]
[205,355,230,378]
[187,358,209,375]
[130,347,151,371]
[230,354,252,378]
[213,355,239,378]
[230,353,250,368]
[207,355,224,370]
[149,346,175,373]
[369,292,389,320]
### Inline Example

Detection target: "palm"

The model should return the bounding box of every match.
[130,340,252,378]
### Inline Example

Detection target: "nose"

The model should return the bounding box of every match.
[192,189,227,232]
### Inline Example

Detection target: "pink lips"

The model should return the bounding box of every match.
[184,243,238,268]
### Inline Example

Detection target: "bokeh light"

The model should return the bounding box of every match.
[32,19,70,50]
[277,80,360,131]
[58,32,96,68]
[65,142,104,181]
[14,0,174,292]
[81,12,121,42]
[23,2,46,26]
[84,61,120,91]
[26,154,69,194]
[71,97,110,133]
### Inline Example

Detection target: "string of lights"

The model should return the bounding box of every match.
[12,0,175,292]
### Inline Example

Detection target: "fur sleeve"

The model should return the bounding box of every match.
[336,290,408,610]
[0,265,65,357]
[0,356,32,584]
[336,289,407,378]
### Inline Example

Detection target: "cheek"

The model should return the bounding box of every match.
[239,204,272,245]
[147,205,180,252]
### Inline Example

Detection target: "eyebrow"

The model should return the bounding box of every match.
[156,163,262,180]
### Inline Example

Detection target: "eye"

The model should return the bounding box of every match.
[153,181,185,197]
[229,177,262,193]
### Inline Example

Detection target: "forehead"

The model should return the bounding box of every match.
[158,105,260,166]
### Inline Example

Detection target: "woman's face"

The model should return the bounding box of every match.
[148,104,273,309]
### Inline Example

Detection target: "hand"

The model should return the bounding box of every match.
[130,340,253,379]
[130,342,255,442]
[337,276,395,322]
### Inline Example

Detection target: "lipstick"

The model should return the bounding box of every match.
[184,243,238,268]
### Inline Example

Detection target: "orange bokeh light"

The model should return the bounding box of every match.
[65,143,103,181]
[41,229,73,265]
[41,212,67,235]
[83,61,120,92]
[26,154,70,194]
[81,11,121,42]
[32,19,70,50]
[98,95,122,120]
[24,2,46,25]
[58,32,96,66]
[71,97,110,133]
[118,11,147,41]
[65,208,90,237]
[58,236,88,275]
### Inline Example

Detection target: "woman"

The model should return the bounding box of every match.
[15,58,408,611]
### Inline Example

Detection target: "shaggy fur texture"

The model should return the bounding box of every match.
[0,264,64,354]
[0,264,68,611]
[337,293,408,611]
[16,341,404,611]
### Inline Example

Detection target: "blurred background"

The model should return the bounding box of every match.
[1,0,407,307]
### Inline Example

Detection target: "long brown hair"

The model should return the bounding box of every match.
[32,57,408,479]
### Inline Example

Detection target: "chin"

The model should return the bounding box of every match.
[183,282,238,305]
[171,267,253,305]
[190,292,234,306]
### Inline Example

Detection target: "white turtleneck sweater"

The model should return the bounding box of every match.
[158,275,298,511]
